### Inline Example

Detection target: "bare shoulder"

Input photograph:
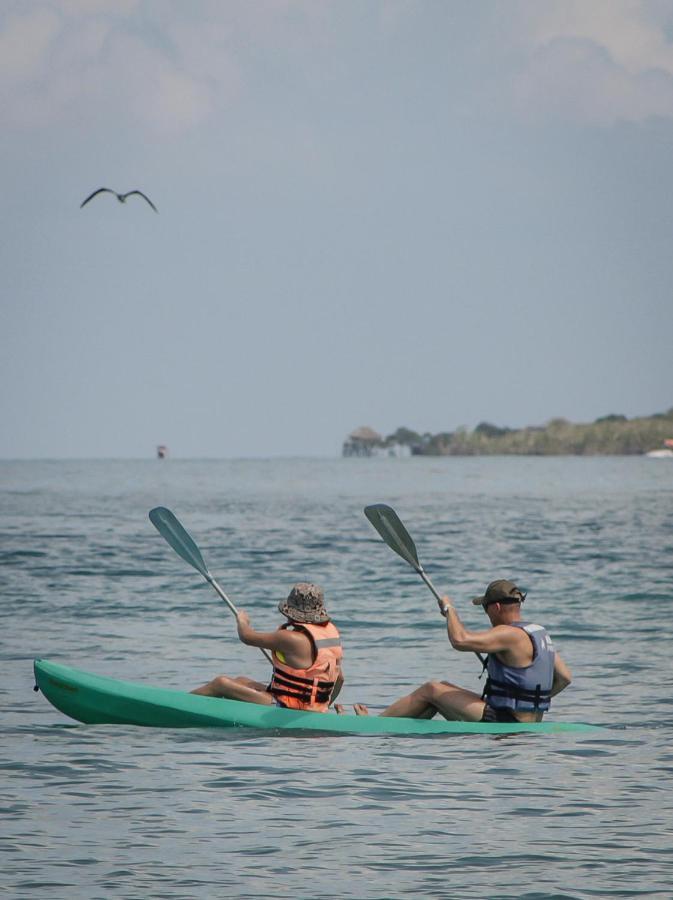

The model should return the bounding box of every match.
[279,626,313,649]
[488,623,533,656]
[492,623,527,643]
[273,625,314,667]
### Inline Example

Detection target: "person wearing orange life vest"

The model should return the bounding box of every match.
[191,583,344,712]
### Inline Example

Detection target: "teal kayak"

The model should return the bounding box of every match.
[34,659,602,736]
[34,659,600,734]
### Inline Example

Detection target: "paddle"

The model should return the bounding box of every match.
[149,506,271,663]
[364,504,486,667]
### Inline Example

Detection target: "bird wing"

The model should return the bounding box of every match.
[123,191,158,212]
[80,188,115,208]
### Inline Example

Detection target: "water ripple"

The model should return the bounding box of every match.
[2,458,672,898]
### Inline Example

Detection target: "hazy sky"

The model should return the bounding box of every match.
[2,0,672,458]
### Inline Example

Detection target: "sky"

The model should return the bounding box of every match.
[2,0,672,458]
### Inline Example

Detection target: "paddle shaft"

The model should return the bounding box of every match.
[149,507,272,664]
[205,574,273,664]
[364,504,486,668]
[416,566,442,603]
[416,567,486,667]
[206,573,238,615]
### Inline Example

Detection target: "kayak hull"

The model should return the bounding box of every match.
[34,659,602,736]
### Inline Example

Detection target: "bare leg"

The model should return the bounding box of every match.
[233,677,268,692]
[379,680,486,721]
[191,674,274,705]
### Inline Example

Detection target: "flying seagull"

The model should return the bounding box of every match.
[80,188,158,212]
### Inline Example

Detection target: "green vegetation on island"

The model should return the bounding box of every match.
[345,410,673,456]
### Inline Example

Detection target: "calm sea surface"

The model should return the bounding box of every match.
[2,457,672,899]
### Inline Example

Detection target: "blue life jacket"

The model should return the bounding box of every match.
[482,622,555,712]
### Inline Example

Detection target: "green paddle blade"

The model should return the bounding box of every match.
[149,507,211,579]
[364,504,422,571]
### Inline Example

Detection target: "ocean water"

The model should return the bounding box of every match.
[1,457,672,899]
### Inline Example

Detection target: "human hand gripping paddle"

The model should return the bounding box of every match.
[149,507,272,663]
[363,504,486,668]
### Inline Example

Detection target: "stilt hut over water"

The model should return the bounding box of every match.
[342,427,383,457]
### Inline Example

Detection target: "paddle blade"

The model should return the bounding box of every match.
[364,504,421,571]
[149,507,210,579]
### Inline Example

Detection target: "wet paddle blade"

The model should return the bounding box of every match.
[149,507,210,579]
[364,504,421,571]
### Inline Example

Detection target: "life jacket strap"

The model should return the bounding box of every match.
[483,676,551,709]
[269,669,335,704]
[272,670,334,689]
[269,684,333,703]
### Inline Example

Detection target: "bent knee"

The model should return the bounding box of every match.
[425,679,457,699]
[415,680,441,699]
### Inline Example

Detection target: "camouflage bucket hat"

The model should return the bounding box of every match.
[278,583,329,624]
[472,579,526,607]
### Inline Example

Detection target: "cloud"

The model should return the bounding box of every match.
[6,1,671,136]
[0,8,60,84]
[509,0,673,123]
[513,35,673,125]
[0,3,238,135]
[521,0,673,76]
[99,32,215,134]
[0,1,416,137]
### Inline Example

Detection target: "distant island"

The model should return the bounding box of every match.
[343,410,673,457]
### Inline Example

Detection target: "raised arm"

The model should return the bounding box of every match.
[236,611,304,656]
[235,611,320,671]
[438,597,521,655]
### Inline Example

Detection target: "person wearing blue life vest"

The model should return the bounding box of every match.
[350,580,572,723]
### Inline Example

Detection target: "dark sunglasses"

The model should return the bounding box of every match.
[484,593,526,609]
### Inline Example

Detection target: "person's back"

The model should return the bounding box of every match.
[481,614,556,723]
[269,614,343,712]
[191,582,344,712]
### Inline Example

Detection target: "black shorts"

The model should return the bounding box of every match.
[481,704,520,724]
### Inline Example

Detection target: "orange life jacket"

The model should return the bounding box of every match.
[268,621,343,712]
